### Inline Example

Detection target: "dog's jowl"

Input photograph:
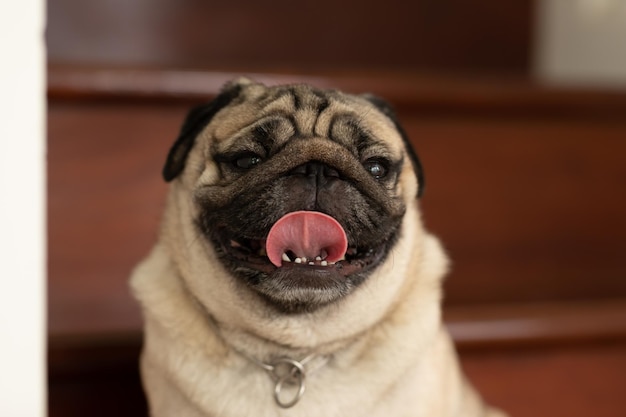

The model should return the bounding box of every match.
[131,79,507,417]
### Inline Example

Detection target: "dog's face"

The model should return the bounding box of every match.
[163,79,424,315]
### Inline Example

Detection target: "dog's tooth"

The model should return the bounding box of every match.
[339,255,346,261]
[295,258,302,264]
[301,257,308,263]
[282,253,290,263]
[315,256,322,261]
[308,261,314,265]
[321,260,328,266]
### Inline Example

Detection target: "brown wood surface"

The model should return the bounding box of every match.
[47,0,533,73]
[412,118,626,306]
[48,66,626,121]
[461,342,626,417]
[445,299,626,349]
[48,102,177,336]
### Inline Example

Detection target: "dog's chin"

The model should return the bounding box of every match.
[256,266,355,314]
[210,226,395,314]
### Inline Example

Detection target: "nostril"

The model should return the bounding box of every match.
[290,164,308,176]
[322,165,339,178]
[289,161,339,179]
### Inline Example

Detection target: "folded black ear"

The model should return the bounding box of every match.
[162,82,245,182]
[363,95,425,198]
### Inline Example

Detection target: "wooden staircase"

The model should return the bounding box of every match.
[48,66,626,417]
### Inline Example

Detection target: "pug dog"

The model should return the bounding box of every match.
[130,78,506,417]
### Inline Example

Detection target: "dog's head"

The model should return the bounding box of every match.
[162,79,425,317]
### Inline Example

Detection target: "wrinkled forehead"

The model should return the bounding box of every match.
[202,83,406,159]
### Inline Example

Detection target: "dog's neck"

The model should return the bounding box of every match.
[185,286,358,409]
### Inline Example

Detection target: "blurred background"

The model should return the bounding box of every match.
[47,1,626,416]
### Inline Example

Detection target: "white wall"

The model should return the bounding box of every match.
[535,0,626,88]
[0,1,46,416]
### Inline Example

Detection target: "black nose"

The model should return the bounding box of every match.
[289,161,340,180]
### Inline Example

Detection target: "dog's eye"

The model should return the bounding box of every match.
[363,159,388,179]
[234,154,263,169]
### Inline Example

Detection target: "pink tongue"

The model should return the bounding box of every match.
[266,211,348,267]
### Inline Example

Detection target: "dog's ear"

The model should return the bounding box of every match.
[162,80,247,182]
[363,94,425,198]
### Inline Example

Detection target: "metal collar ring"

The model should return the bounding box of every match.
[270,358,306,408]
